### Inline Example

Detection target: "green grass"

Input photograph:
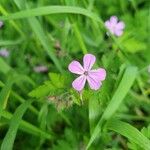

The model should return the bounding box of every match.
[0,0,149,149]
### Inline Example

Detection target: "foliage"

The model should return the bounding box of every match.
[0,0,149,150]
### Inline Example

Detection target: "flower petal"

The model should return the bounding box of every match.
[87,76,102,90]
[88,68,106,81]
[68,61,84,74]
[109,27,115,34]
[115,29,123,36]
[117,21,125,30]
[83,54,96,71]
[105,20,111,28]
[72,75,86,91]
[110,16,118,25]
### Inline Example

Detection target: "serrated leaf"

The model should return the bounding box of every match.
[49,73,65,88]
[29,73,67,98]
[29,81,55,98]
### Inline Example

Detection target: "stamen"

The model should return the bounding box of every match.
[84,71,88,76]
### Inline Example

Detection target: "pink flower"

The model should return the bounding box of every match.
[0,49,9,57]
[0,21,3,28]
[34,65,48,73]
[68,54,106,91]
[105,16,125,36]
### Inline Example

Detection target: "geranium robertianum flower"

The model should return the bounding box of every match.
[0,49,9,57]
[0,21,3,28]
[105,16,125,36]
[68,54,106,91]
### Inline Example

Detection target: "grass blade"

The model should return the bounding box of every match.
[107,119,150,150]
[0,58,11,74]
[89,93,101,135]
[0,78,13,119]
[0,58,35,86]
[0,5,25,37]
[28,17,63,73]
[0,6,102,25]
[0,80,38,115]
[0,39,23,46]
[13,0,26,9]
[12,1,63,73]
[72,23,88,54]
[2,110,52,140]
[101,66,138,120]
[1,100,33,150]
[87,66,138,149]
[11,91,38,115]
[0,5,127,58]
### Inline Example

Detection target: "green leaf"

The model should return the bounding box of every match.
[0,58,11,74]
[27,17,63,73]
[11,91,38,115]
[0,39,23,46]
[89,93,101,135]
[107,119,150,150]
[0,78,13,119]
[13,0,26,9]
[49,73,65,88]
[87,66,138,149]
[2,110,51,140]
[0,80,4,87]
[0,5,127,57]
[29,81,55,98]
[102,66,137,120]
[1,100,33,150]
[0,73,32,116]
[0,79,37,115]
[72,23,88,54]
[52,129,78,150]
[128,124,150,150]
[29,73,69,98]
[0,6,102,25]
[0,5,25,37]
[123,38,146,53]
[12,0,63,73]
[0,58,35,86]
[141,125,150,139]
